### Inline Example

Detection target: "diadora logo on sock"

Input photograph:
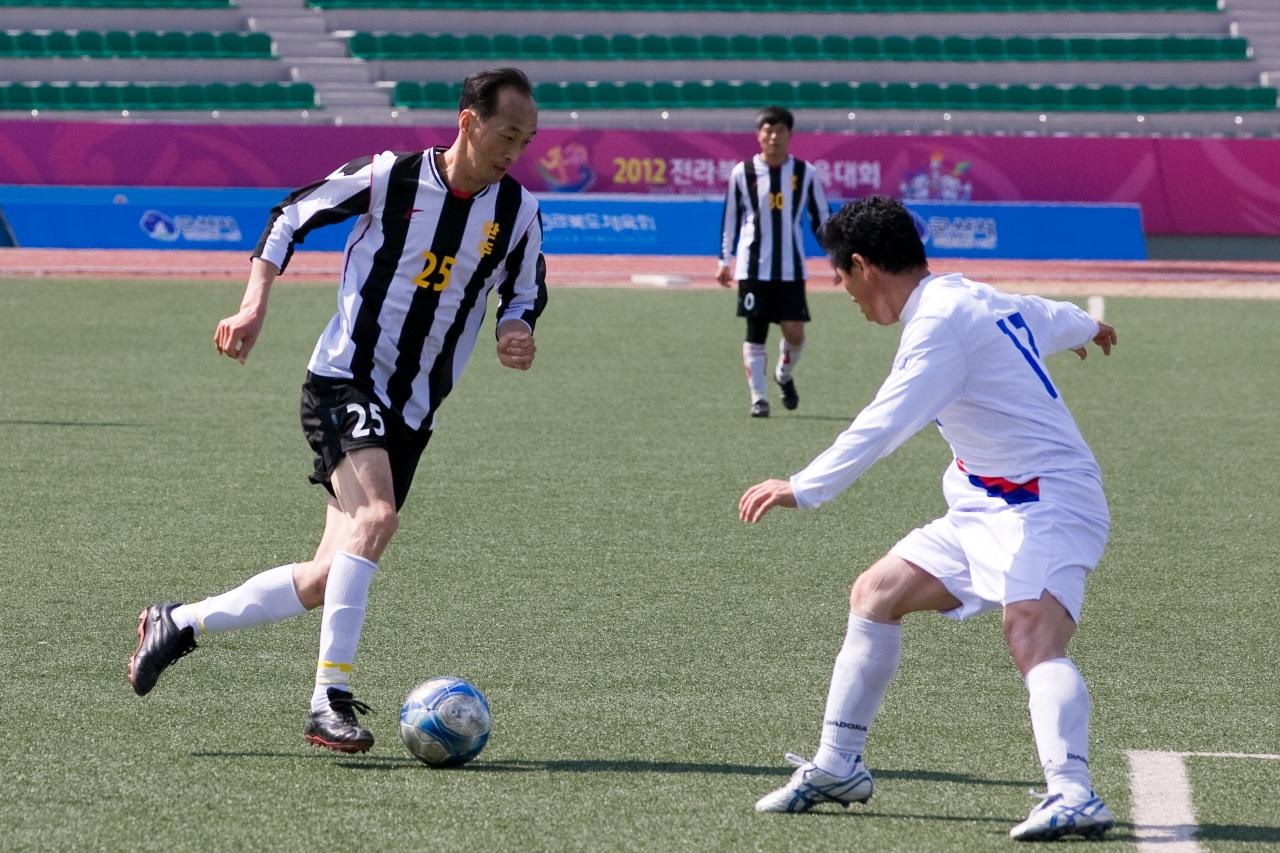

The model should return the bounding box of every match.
[824,719,867,732]
[1067,753,1089,764]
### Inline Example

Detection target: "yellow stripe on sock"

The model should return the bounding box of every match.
[192,602,207,634]
[316,661,353,685]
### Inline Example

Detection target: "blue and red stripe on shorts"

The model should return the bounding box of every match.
[956,459,1040,505]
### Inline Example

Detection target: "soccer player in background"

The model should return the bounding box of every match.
[127,68,547,754]
[739,197,1119,842]
[717,106,829,418]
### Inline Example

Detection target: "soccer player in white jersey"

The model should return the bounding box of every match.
[127,68,546,754]
[740,197,1119,842]
[717,106,829,417]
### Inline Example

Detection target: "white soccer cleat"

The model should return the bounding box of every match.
[1009,791,1115,841]
[754,752,875,813]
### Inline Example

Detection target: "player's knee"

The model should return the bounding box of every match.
[850,567,896,619]
[293,562,328,610]
[351,501,399,548]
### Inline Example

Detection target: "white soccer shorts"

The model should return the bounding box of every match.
[890,461,1109,623]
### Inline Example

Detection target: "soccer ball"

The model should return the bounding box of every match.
[399,677,491,767]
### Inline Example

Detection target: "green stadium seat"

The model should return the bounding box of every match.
[882,35,912,61]
[4,84,38,111]
[393,81,419,105]
[59,84,93,109]
[186,31,216,56]
[286,82,315,108]
[146,85,179,109]
[609,33,641,59]
[461,33,491,57]
[849,35,881,61]
[491,33,521,57]
[1099,38,1135,61]
[699,34,729,59]
[431,34,463,58]
[792,34,820,61]
[1096,84,1128,110]
[650,80,682,107]
[245,32,272,57]
[132,31,160,55]
[1065,37,1099,61]
[702,80,738,107]
[518,34,550,58]
[580,34,609,59]
[549,34,580,59]
[533,81,566,108]
[0,32,14,56]
[796,80,829,108]
[636,34,668,59]
[1217,38,1248,61]
[348,32,374,57]
[882,82,915,108]
[561,81,595,108]
[669,35,700,59]
[736,80,769,106]
[421,81,455,107]
[45,31,74,56]
[203,82,236,109]
[973,36,1005,61]
[174,83,208,109]
[1129,86,1186,111]
[913,82,947,109]
[760,33,788,59]
[92,84,125,110]
[216,31,246,57]
[850,82,885,109]
[970,84,1005,110]
[941,35,974,61]
[729,34,761,59]
[1035,37,1067,61]
[1006,36,1037,61]
[1064,86,1102,111]
[15,32,47,56]
[1247,86,1278,110]
[912,35,943,61]
[825,81,856,110]
[819,35,852,61]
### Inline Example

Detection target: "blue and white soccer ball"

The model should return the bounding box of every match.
[399,677,491,767]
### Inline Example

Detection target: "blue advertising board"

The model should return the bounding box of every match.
[0,186,1145,260]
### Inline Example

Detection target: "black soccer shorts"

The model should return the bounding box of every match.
[299,372,432,511]
[736,278,810,323]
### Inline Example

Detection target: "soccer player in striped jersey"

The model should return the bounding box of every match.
[740,197,1118,841]
[127,68,546,754]
[717,106,829,418]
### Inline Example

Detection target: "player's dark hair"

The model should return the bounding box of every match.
[755,105,794,131]
[459,67,534,118]
[821,196,928,274]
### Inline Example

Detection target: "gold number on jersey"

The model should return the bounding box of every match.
[769,192,785,211]
[413,251,456,291]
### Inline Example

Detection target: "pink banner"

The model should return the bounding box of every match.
[1,119,1278,235]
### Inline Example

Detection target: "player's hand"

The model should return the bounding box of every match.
[214,308,265,364]
[716,266,733,288]
[497,329,536,370]
[1072,322,1117,360]
[739,478,797,523]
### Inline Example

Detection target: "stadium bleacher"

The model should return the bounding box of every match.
[0,0,1275,134]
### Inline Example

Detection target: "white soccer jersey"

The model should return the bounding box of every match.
[254,148,547,432]
[720,154,829,282]
[791,274,1102,509]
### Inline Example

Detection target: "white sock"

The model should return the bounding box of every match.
[311,551,377,712]
[742,342,768,403]
[776,340,803,383]
[812,612,902,776]
[1025,658,1094,803]
[171,564,305,637]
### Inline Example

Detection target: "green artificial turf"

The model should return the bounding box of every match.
[2,278,1277,851]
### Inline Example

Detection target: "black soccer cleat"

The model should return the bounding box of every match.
[750,399,770,418]
[128,602,197,696]
[777,377,799,410]
[305,688,375,754]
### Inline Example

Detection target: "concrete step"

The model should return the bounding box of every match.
[273,36,349,59]
[314,85,391,108]
[247,14,329,34]
[290,57,373,83]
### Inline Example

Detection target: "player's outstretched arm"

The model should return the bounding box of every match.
[1072,321,1117,360]
[496,319,536,370]
[739,478,797,523]
[214,257,279,364]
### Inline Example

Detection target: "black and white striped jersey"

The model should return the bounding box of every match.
[719,154,829,283]
[254,147,547,432]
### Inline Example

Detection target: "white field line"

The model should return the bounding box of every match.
[1126,750,1280,853]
